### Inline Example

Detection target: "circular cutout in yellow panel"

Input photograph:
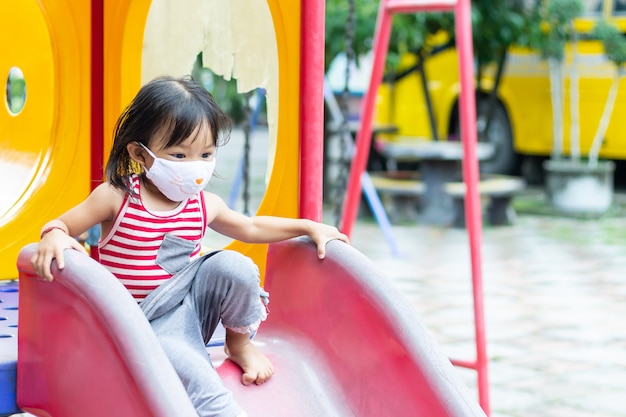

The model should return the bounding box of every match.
[5,67,27,115]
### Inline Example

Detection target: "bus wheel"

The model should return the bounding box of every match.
[476,99,519,175]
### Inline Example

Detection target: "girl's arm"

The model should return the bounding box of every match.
[204,192,349,259]
[31,182,123,280]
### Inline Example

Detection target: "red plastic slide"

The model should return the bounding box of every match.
[17,239,486,417]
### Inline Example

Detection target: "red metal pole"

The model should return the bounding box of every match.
[90,0,104,262]
[337,0,490,410]
[339,2,392,236]
[386,0,455,13]
[455,0,490,413]
[91,0,104,191]
[299,0,326,222]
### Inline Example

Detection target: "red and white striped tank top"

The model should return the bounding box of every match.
[99,175,207,301]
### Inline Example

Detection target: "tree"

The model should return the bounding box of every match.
[587,20,626,167]
[529,0,584,160]
[536,2,621,216]
[324,0,454,72]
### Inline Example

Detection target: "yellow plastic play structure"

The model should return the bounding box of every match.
[0,1,90,280]
[0,0,302,279]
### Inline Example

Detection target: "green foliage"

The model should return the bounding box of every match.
[324,0,537,72]
[592,20,626,67]
[386,13,454,68]
[547,0,584,24]
[531,0,584,61]
[192,54,246,124]
[6,69,26,114]
[324,0,378,69]
[324,0,455,70]
[471,0,531,66]
[211,76,246,124]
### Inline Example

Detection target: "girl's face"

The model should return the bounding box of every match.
[141,122,216,170]
[126,121,218,203]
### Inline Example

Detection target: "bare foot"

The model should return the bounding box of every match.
[225,329,275,386]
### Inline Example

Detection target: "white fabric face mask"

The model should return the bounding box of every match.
[139,143,216,202]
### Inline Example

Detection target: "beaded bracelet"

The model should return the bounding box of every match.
[40,226,67,239]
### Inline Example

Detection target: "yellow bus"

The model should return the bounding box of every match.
[374,0,626,176]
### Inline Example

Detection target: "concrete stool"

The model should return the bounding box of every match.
[444,175,526,227]
[369,172,425,223]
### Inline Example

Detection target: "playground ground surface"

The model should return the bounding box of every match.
[352,206,626,417]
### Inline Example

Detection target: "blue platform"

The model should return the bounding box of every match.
[0,282,20,416]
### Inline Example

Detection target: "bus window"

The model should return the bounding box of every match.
[613,0,626,14]
[583,0,604,15]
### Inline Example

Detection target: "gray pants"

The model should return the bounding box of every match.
[142,249,266,417]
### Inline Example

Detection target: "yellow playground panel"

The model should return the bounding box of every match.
[0,0,303,279]
[0,1,91,279]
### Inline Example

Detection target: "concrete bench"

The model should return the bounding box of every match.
[369,172,425,223]
[369,172,425,197]
[443,175,526,227]
[377,139,496,225]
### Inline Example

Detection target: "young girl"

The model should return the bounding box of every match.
[31,75,349,417]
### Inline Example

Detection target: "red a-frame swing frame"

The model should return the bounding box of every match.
[339,0,491,414]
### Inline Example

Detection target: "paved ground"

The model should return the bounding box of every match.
[352,212,626,417]
[213,127,626,417]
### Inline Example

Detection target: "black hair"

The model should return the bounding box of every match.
[105,75,232,194]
